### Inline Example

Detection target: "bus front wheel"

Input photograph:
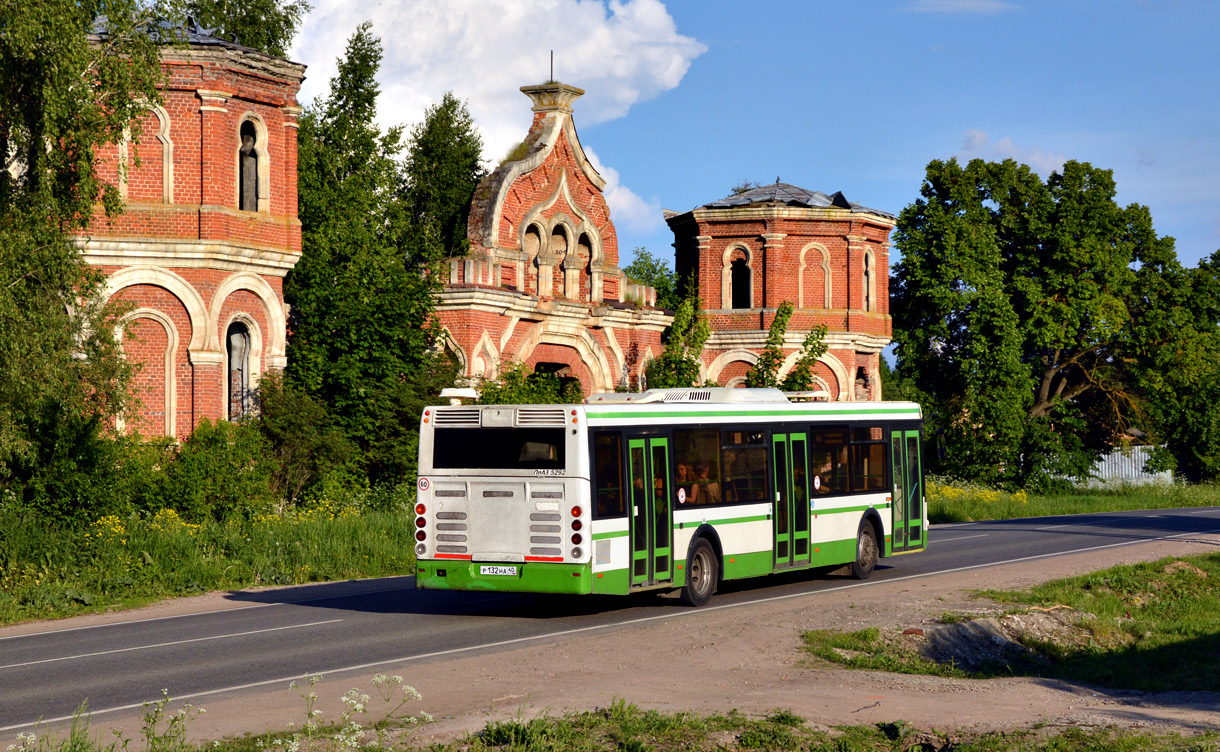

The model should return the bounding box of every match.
[851,522,878,580]
[680,538,718,607]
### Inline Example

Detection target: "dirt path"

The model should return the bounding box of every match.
[28,533,1220,744]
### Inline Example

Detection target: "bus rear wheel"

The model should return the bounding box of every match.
[851,522,878,580]
[680,538,718,607]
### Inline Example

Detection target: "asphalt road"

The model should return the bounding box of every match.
[4,506,1219,730]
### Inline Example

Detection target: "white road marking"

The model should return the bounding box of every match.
[6,523,1219,733]
[1033,517,1137,531]
[932,533,989,543]
[0,619,343,671]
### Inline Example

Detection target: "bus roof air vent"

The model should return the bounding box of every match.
[516,407,567,426]
[584,388,789,404]
[434,407,481,426]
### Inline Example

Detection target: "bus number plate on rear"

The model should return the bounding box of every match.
[479,565,518,576]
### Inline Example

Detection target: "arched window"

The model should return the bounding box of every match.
[239,121,259,211]
[731,258,752,309]
[863,252,874,312]
[227,321,251,420]
[523,224,542,293]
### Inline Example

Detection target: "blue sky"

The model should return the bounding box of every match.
[291,0,1220,269]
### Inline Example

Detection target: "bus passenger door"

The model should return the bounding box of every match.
[627,437,674,587]
[772,433,811,569]
[889,430,925,552]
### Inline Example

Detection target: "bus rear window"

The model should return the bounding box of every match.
[433,428,566,470]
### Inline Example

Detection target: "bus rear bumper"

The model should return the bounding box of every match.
[416,561,591,594]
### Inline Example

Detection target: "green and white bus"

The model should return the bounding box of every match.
[414,388,925,606]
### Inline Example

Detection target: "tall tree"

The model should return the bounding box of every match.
[892,158,1185,488]
[400,92,485,261]
[623,246,680,310]
[177,0,310,57]
[744,302,827,391]
[286,23,450,486]
[0,0,165,517]
[645,290,710,389]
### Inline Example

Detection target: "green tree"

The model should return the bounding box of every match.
[744,302,827,391]
[177,0,310,57]
[0,0,166,518]
[401,92,485,261]
[255,372,352,506]
[645,291,710,389]
[892,158,1187,488]
[477,362,583,405]
[286,23,452,486]
[623,247,680,310]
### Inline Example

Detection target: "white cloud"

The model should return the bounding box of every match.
[956,129,1066,175]
[909,0,1019,14]
[290,0,705,167]
[584,146,662,234]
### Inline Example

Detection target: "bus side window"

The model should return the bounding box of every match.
[674,428,721,506]
[810,427,849,495]
[593,432,627,518]
[850,426,887,492]
[722,429,767,505]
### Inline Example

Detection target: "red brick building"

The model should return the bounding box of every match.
[665,183,895,399]
[84,27,305,437]
[437,82,668,392]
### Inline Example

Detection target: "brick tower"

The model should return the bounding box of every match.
[85,25,305,437]
[437,82,670,394]
[665,182,895,399]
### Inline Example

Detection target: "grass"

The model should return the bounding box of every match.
[10,692,1220,752]
[0,503,417,625]
[804,552,1220,693]
[928,478,1220,523]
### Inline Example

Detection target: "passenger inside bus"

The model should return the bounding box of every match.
[689,461,720,505]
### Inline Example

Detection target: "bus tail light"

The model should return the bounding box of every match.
[571,519,582,531]
[571,532,582,545]
[415,543,426,556]
[415,530,427,541]
[571,547,582,559]
[415,503,426,515]
[571,506,582,517]
[415,517,427,528]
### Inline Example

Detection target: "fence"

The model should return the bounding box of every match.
[1074,445,1173,488]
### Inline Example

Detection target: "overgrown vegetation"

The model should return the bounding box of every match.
[928,477,1220,523]
[805,552,1220,693]
[0,502,414,625]
[744,301,827,391]
[10,695,1220,752]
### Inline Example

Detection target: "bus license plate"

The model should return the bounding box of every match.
[480,565,517,576]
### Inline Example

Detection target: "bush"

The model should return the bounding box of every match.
[160,419,278,522]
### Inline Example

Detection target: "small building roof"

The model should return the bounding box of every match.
[697,181,894,219]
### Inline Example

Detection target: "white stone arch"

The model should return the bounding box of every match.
[235,112,271,212]
[706,348,760,384]
[432,327,469,375]
[818,352,850,401]
[721,243,754,310]
[118,307,180,438]
[516,321,614,392]
[798,243,831,309]
[221,310,264,418]
[471,330,500,379]
[104,266,207,357]
[147,104,174,204]
[206,272,286,368]
[862,248,877,313]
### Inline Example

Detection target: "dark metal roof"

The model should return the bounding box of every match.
[91,15,266,56]
[700,181,894,219]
